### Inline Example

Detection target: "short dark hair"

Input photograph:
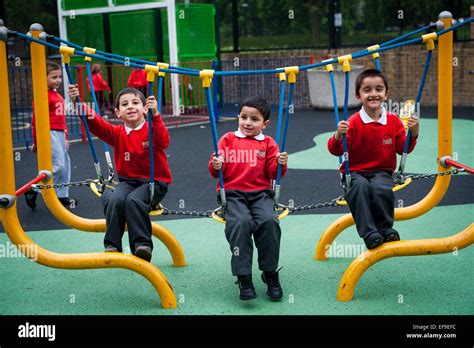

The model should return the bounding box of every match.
[239,96,271,121]
[46,61,61,75]
[355,69,389,97]
[114,87,146,109]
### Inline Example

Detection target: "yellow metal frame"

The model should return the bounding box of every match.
[0,32,176,308]
[315,17,473,301]
[26,28,186,267]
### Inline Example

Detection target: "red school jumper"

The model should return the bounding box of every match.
[327,111,417,173]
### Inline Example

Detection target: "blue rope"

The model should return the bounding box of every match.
[50,35,197,74]
[147,81,155,205]
[398,49,433,180]
[275,79,286,146]
[341,70,351,188]
[205,87,225,192]
[85,61,115,181]
[64,63,100,165]
[375,57,381,71]
[157,75,164,114]
[380,25,432,48]
[275,82,295,187]
[328,70,343,167]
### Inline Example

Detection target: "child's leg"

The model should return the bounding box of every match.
[101,181,135,251]
[50,130,70,199]
[345,173,379,238]
[248,190,281,273]
[224,191,254,276]
[124,180,168,253]
[369,171,397,236]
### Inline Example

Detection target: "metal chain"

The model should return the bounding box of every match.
[33,179,99,190]
[404,168,463,181]
[161,208,214,218]
[289,196,344,212]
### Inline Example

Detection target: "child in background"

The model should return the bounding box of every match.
[88,64,111,114]
[68,85,171,262]
[26,61,76,209]
[127,68,147,98]
[328,69,419,249]
[209,96,288,301]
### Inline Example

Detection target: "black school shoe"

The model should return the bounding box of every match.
[261,267,283,301]
[381,228,400,242]
[363,231,384,249]
[25,189,38,209]
[134,245,152,262]
[235,274,257,300]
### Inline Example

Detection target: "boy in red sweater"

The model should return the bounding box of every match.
[68,85,171,262]
[26,61,75,209]
[328,69,419,249]
[209,97,288,301]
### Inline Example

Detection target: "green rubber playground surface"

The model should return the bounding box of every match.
[0,204,472,315]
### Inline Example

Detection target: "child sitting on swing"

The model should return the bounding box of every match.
[68,84,171,262]
[328,69,419,249]
[209,96,288,301]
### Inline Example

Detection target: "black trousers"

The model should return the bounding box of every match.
[345,171,395,239]
[221,190,281,276]
[101,178,168,252]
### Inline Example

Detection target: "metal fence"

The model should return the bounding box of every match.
[8,55,323,146]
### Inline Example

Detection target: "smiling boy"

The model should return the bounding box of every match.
[209,96,288,301]
[328,69,419,249]
[68,85,171,262]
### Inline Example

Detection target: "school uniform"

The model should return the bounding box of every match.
[31,89,71,199]
[327,106,417,238]
[83,105,171,252]
[209,130,287,276]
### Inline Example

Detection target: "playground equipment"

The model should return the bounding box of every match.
[314,12,474,301]
[0,25,176,309]
[1,11,472,307]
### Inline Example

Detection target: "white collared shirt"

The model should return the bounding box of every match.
[359,105,387,125]
[125,120,146,135]
[234,128,265,141]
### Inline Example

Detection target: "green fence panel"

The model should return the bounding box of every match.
[62,0,108,10]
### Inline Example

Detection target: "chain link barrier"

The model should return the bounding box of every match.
[31,168,464,216]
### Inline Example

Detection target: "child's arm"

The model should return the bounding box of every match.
[67,84,116,145]
[327,120,349,156]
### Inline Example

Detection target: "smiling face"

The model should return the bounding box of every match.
[356,76,388,115]
[238,106,270,137]
[47,69,62,90]
[115,92,147,129]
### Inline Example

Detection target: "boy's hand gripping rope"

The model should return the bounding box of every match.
[397,33,436,184]
[274,67,298,209]
[83,47,115,183]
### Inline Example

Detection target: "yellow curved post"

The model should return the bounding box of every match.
[337,224,474,301]
[315,15,454,260]
[28,26,185,267]
[0,32,176,309]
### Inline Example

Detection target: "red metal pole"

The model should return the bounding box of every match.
[445,158,474,175]
[16,172,47,197]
